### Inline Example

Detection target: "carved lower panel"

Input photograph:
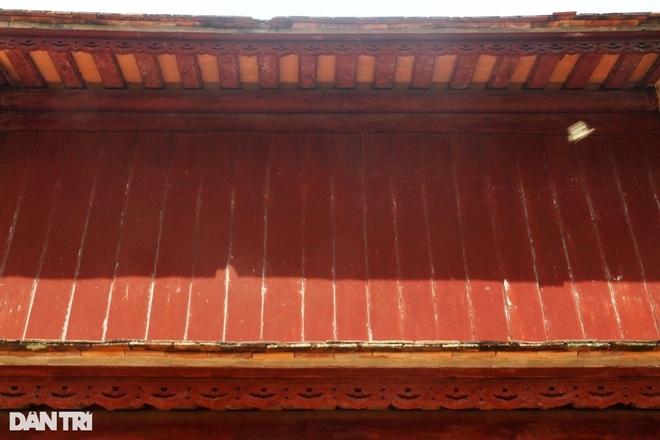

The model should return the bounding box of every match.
[0,374,658,410]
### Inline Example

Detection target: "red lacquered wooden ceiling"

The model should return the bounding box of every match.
[0,130,658,343]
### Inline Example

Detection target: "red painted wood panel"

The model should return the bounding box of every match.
[185,133,237,341]
[5,50,45,88]
[134,53,165,89]
[449,56,478,90]
[451,135,510,341]
[488,55,520,90]
[563,54,603,89]
[482,136,547,341]
[608,135,660,330]
[410,55,435,89]
[332,134,370,340]
[298,55,317,89]
[48,51,85,88]
[0,132,35,277]
[514,136,585,340]
[176,54,202,89]
[419,135,473,341]
[91,51,126,89]
[390,134,437,340]
[576,137,659,339]
[262,134,305,341]
[23,133,101,339]
[104,133,171,340]
[258,54,279,89]
[302,133,335,341]
[218,54,240,89]
[223,133,269,341]
[543,136,622,339]
[0,129,658,344]
[335,55,357,89]
[65,132,136,340]
[362,134,403,340]
[147,133,205,340]
[373,54,396,89]
[0,132,67,339]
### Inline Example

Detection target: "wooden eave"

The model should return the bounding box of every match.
[1,11,660,415]
[1,10,660,119]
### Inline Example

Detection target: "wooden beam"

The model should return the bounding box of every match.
[1,89,655,114]
[1,111,658,134]
[603,53,645,89]
[563,53,603,90]
[258,54,279,89]
[335,54,357,89]
[0,363,658,410]
[449,55,479,89]
[410,55,435,89]
[298,54,317,89]
[134,53,164,89]
[47,51,85,88]
[175,53,202,89]
[4,50,46,88]
[526,54,562,89]
[91,51,126,89]
[373,54,397,89]
[487,54,520,90]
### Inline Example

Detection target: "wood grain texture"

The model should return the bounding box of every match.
[0,130,658,344]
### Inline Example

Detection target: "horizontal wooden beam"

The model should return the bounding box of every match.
[0,364,658,410]
[1,89,656,113]
[1,111,658,134]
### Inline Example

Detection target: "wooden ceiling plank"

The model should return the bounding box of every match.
[563,53,604,90]
[5,50,46,88]
[448,55,479,90]
[134,53,164,89]
[487,55,520,90]
[372,54,396,89]
[48,51,85,88]
[91,51,126,89]
[258,54,279,89]
[335,54,357,89]
[525,54,562,90]
[298,54,317,89]
[217,54,240,89]
[410,55,435,89]
[175,53,203,89]
[603,53,645,89]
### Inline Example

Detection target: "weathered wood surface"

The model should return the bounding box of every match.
[1,131,658,343]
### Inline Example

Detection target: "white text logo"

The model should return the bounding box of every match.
[9,411,93,431]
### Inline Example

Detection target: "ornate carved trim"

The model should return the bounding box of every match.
[1,35,659,57]
[1,367,658,410]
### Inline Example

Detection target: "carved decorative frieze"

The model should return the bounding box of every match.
[0,369,658,410]
[0,37,659,57]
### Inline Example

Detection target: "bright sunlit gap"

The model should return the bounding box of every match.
[2,0,659,19]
